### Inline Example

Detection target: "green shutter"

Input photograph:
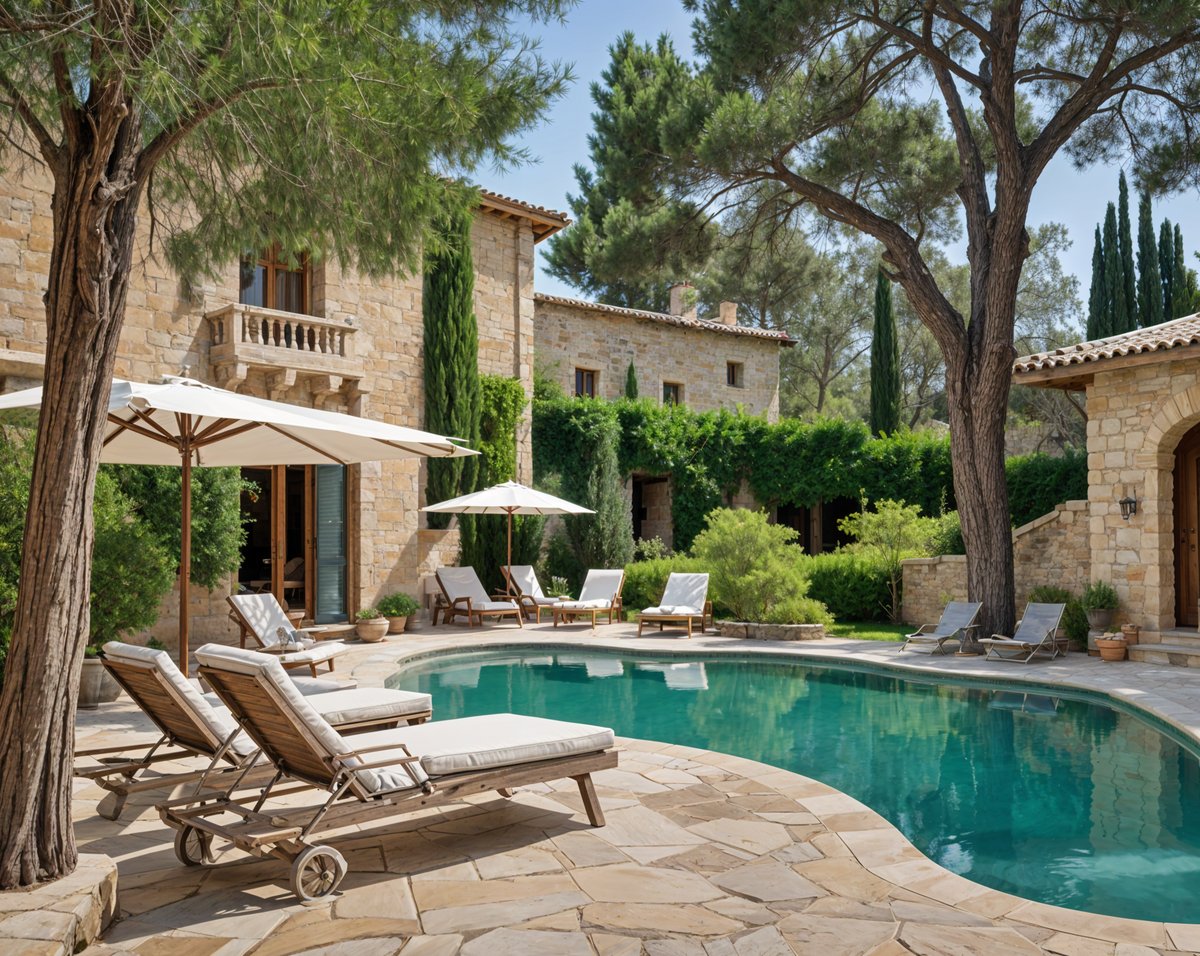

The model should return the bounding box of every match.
[314,465,346,623]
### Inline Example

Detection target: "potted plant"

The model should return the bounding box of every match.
[1094,631,1127,662]
[78,645,122,709]
[355,607,389,643]
[1120,622,1140,645]
[1081,581,1119,630]
[377,593,419,634]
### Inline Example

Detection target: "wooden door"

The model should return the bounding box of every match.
[1174,426,1200,626]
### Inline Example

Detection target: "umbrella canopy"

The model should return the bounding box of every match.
[422,481,593,589]
[0,377,476,672]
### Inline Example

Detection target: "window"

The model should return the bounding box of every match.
[727,362,745,388]
[662,382,683,406]
[574,368,597,398]
[239,245,311,314]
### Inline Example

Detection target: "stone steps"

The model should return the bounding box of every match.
[1129,643,1200,667]
[1155,628,1200,648]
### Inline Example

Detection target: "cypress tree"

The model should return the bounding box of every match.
[422,208,481,529]
[869,268,901,436]
[1160,218,1175,315]
[1101,203,1126,337]
[1087,226,1106,340]
[624,361,639,399]
[1173,224,1192,318]
[1117,172,1137,331]
[1136,190,1163,328]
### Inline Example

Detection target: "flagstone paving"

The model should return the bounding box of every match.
[56,622,1200,954]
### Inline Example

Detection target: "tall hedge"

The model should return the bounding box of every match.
[535,397,1087,550]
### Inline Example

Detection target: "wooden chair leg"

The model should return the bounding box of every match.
[637,619,644,636]
[573,773,605,826]
[686,619,692,638]
[310,663,319,677]
[516,611,524,628]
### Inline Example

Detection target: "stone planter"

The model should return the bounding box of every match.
[718,620,826,641]
[79,658,122,709]
[1095,636,1127,662]
[355,618,389,642]
[405,611,424,633]
[1085,608,1116,630]
[1121,623,1140,645]
[385,615,409,635]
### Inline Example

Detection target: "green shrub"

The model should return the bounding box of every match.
[838,499,935,621]
[803,552,892,622]
[632,536,670,561]
[356,607,383,621]
[689,509,830,624]
[378,593,420,617]
[927,510,965,555]
[1005,449,1087,527]
[1081,580,1119,610]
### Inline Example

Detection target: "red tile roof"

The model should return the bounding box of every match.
[534,293,795,345]
[477,190,570,242]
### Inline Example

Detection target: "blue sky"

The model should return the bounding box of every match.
[486,2,1200,322]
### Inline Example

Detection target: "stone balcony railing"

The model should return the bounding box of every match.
[206,303,361,395]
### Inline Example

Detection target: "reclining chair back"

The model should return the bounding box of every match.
[227,592,295,648]
[661,573,709,611]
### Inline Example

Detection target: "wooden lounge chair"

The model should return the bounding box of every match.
[435,567,524,627]
[900,601,982,655]
[75,642,432,820]
[161,644,618,902]
[637,572,712,638]
[978,603,1067,663]
[503,565,565,622]
[551,569,625,629]
[227,592,348,675]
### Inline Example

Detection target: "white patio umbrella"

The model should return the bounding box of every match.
[422,480,593,590]
[0,377,476,673]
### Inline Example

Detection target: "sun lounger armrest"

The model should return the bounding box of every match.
[338,754,425,771]
[450,596,473,609]
[331,742,418,761]
[906,624,935,638]
[988,633,1010,641]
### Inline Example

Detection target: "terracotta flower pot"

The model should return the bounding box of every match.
[356,618,389,642]
[1095,637,1127,662]
[1120,624,1140,645]
[385,615,408,635]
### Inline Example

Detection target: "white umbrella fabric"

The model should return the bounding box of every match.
[421,480,593,590]
[0,377,476,673]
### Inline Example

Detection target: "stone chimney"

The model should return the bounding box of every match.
[718,301,738,326]
[668,282,697,321]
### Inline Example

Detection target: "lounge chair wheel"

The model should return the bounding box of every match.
[174,826,212,867]
[290,845,347,902]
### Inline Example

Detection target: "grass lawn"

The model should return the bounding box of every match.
[827,621,909,642]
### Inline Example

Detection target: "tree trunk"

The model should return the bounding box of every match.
[0,112,143,888]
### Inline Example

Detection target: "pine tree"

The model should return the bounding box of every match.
[1117,173,1137,331]
[423,209,481,529]
[1136,190,1163,328]
[869,268,900,436]
[1173,224,1192,318]
[1087,226,1106,340]
[1161,218,1176,315]
[1102,203,1127,337]
[624,361,639,399]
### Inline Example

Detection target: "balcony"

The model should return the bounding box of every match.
[206,304,361,397]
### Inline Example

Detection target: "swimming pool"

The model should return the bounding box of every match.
[387,647,1200,923]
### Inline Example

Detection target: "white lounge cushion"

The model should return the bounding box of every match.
[555,599,611,610]
[306,688,431,726]
[103,642,257,758]
[659,572,709,610]
[290,675,357,694]
[349,713,615,782]
[577,569,624,604]
[642,605,702,616]
[437,566,490,604]
[504,565,545,600]
[276,641,347,665]
[228,593,303,648]
[469,600,518,613]
[193,644,426,794]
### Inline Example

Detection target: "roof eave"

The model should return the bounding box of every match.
[477,194,569,243]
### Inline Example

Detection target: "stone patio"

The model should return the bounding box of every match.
[49,623,1200,953]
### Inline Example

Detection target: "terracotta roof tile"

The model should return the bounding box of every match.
[477,189,570,241]
[1013,313,1200,375]
[533,293,795,345]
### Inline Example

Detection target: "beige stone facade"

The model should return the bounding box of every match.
[0,158,564,648]
[901,501,1091,626]
[533,293,789,421]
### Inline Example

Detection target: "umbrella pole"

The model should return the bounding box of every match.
[179,422,192,676]
[506,509,513,595]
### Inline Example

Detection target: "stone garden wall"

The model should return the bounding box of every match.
[901,500,1091,626]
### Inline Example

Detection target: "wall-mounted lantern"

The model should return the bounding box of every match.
[1119,494,1138,520]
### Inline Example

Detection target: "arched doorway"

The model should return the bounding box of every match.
[1174,421,1200,626]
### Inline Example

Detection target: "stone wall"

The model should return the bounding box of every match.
[901,501,1091,626]
[533,297,783,421]
[0,157,539,651]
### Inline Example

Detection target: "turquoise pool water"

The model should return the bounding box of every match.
[387,648,1200,923]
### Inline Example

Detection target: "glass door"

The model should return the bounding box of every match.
[314,465,347,623]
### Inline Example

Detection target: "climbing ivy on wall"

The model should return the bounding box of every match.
[533,397,1085,552]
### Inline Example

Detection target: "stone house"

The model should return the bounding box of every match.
[0,155,566,646]
[904,315,1200,667]
[532,282,792,549]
